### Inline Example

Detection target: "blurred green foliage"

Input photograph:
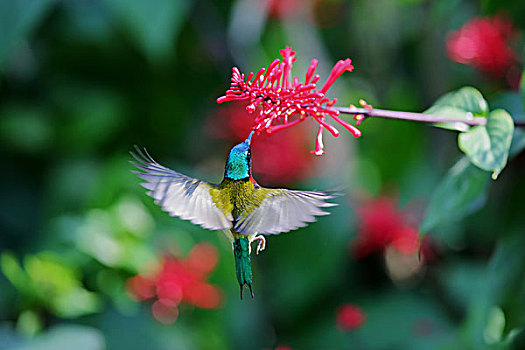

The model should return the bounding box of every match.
[1,0,525,349]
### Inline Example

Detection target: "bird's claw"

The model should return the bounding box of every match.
[251,235,266,255]
[240,283,254,300]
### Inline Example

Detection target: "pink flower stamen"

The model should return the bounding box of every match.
[305,59,318,84]
[311,125,326,156]
[331,114,362,138]
[217,46,361,154]
[320,59,354,94]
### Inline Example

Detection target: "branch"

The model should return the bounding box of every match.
[335,106,525,127]
[335,106,487,126]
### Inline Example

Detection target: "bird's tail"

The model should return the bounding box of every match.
[233,236,254,299]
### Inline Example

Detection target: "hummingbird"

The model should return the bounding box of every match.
[131,131,337,299]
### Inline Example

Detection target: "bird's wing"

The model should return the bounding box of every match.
[234,188,337,235]
[131,147,233,230]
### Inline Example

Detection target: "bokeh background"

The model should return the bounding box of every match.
[1,0,525,349]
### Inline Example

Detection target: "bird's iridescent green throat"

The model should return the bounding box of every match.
[224,131,254,181]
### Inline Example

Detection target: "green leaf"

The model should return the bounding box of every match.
[461,231,525,349]
[24,253,103,318]
[509,128,525,158]
[103,0,190,60]
[2,252,102,318]
[484,307,505,345]
[16,310,42,338]
[0,0,56,67]
[458,109,514,180]
[1,253,32,294]
[425,87,489,132]
[501,328,524,347]
[421,157,490,233]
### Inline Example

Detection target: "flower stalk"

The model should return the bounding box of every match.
[335,106,488,126]
[336,106,525,127]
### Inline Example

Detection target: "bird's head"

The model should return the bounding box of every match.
[224,131,254,180]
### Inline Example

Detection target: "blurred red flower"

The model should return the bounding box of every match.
[336,304,366,331]
[446,15,520,86]
[352,196,420,258]
[208,104,316,186]
[127,243,222,324]
[266,0,300,18]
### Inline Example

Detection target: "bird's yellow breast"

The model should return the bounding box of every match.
[210,178,272,221]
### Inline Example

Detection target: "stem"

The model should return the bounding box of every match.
[335,106,488,126]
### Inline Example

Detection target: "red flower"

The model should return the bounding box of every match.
[208,104,317,185]
[352,196,420,258]
[336,304,366,331]
[446,16,519,78]
[127,243,222,324]
[266,0,300,18]
[217,46,361,155]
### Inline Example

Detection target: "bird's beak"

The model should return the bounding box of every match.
[245,130,255,145]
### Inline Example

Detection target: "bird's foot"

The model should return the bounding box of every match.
[251,235,266,255]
